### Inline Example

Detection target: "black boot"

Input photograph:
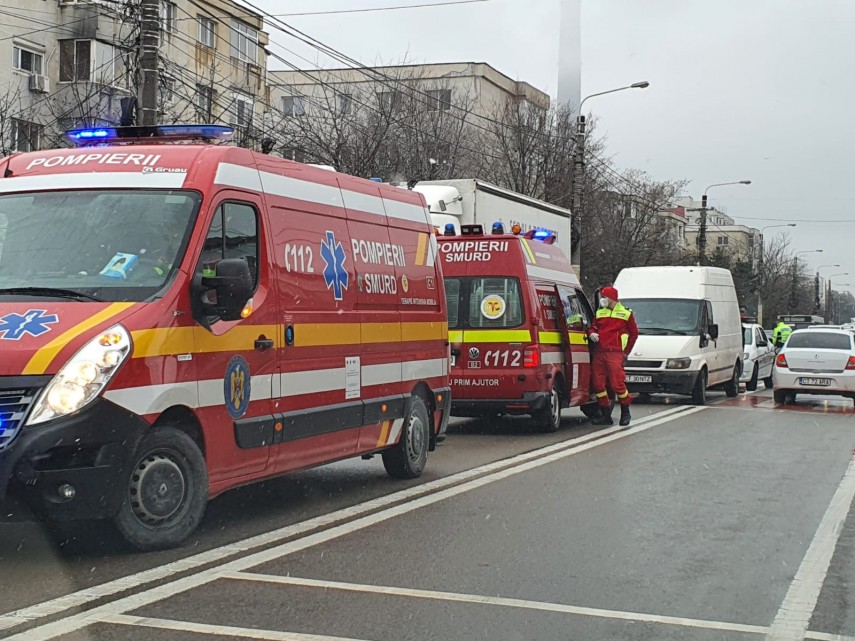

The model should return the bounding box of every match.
[619,405,631,426]
[591,406,614,426]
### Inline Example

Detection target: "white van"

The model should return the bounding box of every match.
[613,266,743,404]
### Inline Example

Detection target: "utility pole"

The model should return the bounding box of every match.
[814,272,821,314]
[569,114,586,269]
[789,257,799,312]
[697,194,708,265]
[139,0,160,126]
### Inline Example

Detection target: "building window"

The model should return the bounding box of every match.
[427,89,451,111]
[196,85,213,120]
[11,119,42,152]
[282,95,305,117]
[160,77,176,108]
[338,93,352,115]
[160,1,177,33]
[59,40,91,82]
[717,236,729,246]
[197,16,216,47]
[13,45,43,75]
[231,92,254,128]
[377,91,400,111]
[231,20,258,64]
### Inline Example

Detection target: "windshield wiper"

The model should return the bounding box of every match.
[0,287,104,302]
[639,327,690,336]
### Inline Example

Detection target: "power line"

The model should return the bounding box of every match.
[269,0,492,18]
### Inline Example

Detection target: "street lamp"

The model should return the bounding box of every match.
[570,81,650,270]
[697,180,752,265]
[814,265,840,314]
[756,223,797,324]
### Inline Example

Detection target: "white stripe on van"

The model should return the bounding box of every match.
[0,172,187,193]
[214,162,429,226]
[526,264,579,286]
[362,362,403,387]
[541,352,566,365]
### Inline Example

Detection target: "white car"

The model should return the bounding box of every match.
[741,323,775,391]
[772,327,855,405]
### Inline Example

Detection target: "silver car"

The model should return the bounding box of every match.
[773,327,855,405]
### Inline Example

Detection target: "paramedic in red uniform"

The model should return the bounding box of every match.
[588,286,639,427]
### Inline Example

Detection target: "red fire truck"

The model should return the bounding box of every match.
[438,224,598,431]
[0,125,450,550]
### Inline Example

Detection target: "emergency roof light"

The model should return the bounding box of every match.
[443,223,456,236]
[66,124,234,146]
[492,222,505,234]
[524,229,557,244]
[460,224,484,236]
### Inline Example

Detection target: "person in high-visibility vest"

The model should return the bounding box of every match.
[588,286,639,427]
[772,320,793,348]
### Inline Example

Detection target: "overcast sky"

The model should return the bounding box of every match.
[247,0,854,281]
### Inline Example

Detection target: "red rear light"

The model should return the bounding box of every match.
[524,346,539,368]
[846,356,855,370]
[776,353,788,368]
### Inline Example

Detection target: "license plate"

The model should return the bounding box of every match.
[799,377,832,386]
[626,375,653,383]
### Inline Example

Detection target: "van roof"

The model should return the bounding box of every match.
[615,266,736,299]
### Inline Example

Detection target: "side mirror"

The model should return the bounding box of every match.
[193,258,253,322]
[708,323,720,340]
[758,340,768,347]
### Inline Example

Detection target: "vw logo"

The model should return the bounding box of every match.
[469,347,480,359]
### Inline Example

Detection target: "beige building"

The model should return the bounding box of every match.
[0,0,269,152]
[673,197,760,267]
[268,62,551,123]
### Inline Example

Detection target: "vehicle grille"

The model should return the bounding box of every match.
[0,387,40,451]
[626,360,662,369]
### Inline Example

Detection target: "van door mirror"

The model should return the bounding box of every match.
[193,258,254,322]
[708,323,719,340]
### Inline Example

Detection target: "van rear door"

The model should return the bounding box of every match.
[555,285,593,406]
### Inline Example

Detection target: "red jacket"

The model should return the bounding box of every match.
[590,303,639,354]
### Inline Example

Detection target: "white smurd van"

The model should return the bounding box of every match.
[613,266,743,404]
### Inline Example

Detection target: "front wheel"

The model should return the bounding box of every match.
[724,363,740,398]
[383,396,431,479]
[113,427,208,551]
[691,369,708,405]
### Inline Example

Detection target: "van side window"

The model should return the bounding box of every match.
[445,278,461,328]
[756,327,767,345]
[196,202,259,287]
[467,277,524,329]
[564,293,586,332]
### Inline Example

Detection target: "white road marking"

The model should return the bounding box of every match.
[805,632,855,641]
[766,454,855,641]
[225,572,770,636]
[4,406,701,641]
[101,614,371,641]
[0,405,691,633]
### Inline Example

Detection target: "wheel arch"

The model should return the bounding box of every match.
[152,405,206,458]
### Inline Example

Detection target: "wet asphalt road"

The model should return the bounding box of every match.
[3,388,855,641]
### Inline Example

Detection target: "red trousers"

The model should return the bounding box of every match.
[592,351,631,407]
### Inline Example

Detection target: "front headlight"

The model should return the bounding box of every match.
[666,357,692,369]
[27,325,132,426]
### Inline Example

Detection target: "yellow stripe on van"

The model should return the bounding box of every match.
[538,331,563,345]
[451,329,532,343]
[132,324,282,357]
[520,239,537,265]
[415,233,428,266]
[449,330,463,343]
[294,323,361,347]
[569,333,588,345]
[23,303,135,374]
[401,321,447,342]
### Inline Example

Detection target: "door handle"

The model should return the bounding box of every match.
[450,348,461,356]
[254,338,275,351]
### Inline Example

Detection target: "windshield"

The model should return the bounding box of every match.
[0,190,199,302]
[787,332,852,350]
[445,276,525,329]
[622,298,702,336]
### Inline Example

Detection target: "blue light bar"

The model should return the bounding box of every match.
[69,128,117,141]
[492,222,505,234]
[533,230,552,240]
[157,125,233,140]
[444,223,456,236]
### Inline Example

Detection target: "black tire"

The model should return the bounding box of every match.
[383,396,431,479]
[764,375,774,389]
[113,427,208,551]
[724,363,740,398]
[746,365,759,392]
[691,369,708,405]
[774,389,797,405]
[534,381,562,432]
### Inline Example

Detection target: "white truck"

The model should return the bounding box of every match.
[411,179,572,247]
